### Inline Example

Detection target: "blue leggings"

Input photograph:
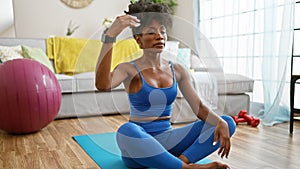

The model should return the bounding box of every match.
[116,115,236,169]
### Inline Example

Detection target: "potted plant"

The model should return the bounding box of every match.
[66,20,80,36]
[131,0,178,14]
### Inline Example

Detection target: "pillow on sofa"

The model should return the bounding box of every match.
[0,45,23,63]
[176,48,191,69]
[21,45,55,72]
[190,53,206,71]
[161,41,179,62]
[111,38,142,70]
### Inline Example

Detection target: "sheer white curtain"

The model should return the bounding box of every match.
[193,0,295,126]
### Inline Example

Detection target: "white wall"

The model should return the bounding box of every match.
[171,0,195,48]
[13,0,130,39]
[11,0,195,43]
[0,0,15,37]
[0,25,15,37]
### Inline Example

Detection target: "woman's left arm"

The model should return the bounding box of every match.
[175,64,231,158]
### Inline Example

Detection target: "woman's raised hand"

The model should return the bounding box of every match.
[105,15,140,38]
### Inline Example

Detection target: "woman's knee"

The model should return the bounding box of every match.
[117,122,144,150]
[118,122,136,134]
[117,122,150,140]
[221,115,236,136]
[118,122,143,137]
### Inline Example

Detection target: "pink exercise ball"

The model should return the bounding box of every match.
[0,58,61,134]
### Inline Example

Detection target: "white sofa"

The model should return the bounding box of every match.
[0,37,254,123]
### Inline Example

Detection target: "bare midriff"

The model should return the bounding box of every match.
[129,116,171,122]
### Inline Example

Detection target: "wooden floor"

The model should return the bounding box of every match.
[0,114,300,169]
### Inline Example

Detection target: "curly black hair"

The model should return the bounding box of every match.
[124,0,173,36]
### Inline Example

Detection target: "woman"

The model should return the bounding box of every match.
[95,1,236,169]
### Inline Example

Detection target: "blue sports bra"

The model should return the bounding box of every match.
[128,61,177,133]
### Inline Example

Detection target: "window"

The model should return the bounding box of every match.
[198,0,295,105]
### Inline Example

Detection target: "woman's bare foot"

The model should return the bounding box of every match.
[187,162,229,169]
[181,159,229,169]
[180,154,229,169]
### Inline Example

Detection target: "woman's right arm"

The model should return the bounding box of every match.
[95,15,140,91]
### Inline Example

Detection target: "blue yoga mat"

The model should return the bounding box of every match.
[73,132,212,169]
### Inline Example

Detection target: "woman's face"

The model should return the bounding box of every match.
[136,20,167,53]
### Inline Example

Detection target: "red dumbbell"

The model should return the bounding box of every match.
[238,110,260,127]
[231,116,247,126]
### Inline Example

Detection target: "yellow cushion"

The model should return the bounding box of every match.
[111,38,142,70]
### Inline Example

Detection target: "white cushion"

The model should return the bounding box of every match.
[0,45,23,62]
[75,72,125,92]
[190,71,218,109]
[74,72,96,92]
[55,71,253,95]
[161,41,179,62]
[56,72,125,93]
[216,74,254,94]
[176,48,191,69]
[190,54,207,71]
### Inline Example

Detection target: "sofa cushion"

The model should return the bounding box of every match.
[216,74,254,94]
[74,72,97,92]
[56,72,126,93]
[190,54,207,71]
[75,72,126,92]
[0,45,23,62]
[161,41,179,63]
[176,48,191,69]
[21,45,55,72]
